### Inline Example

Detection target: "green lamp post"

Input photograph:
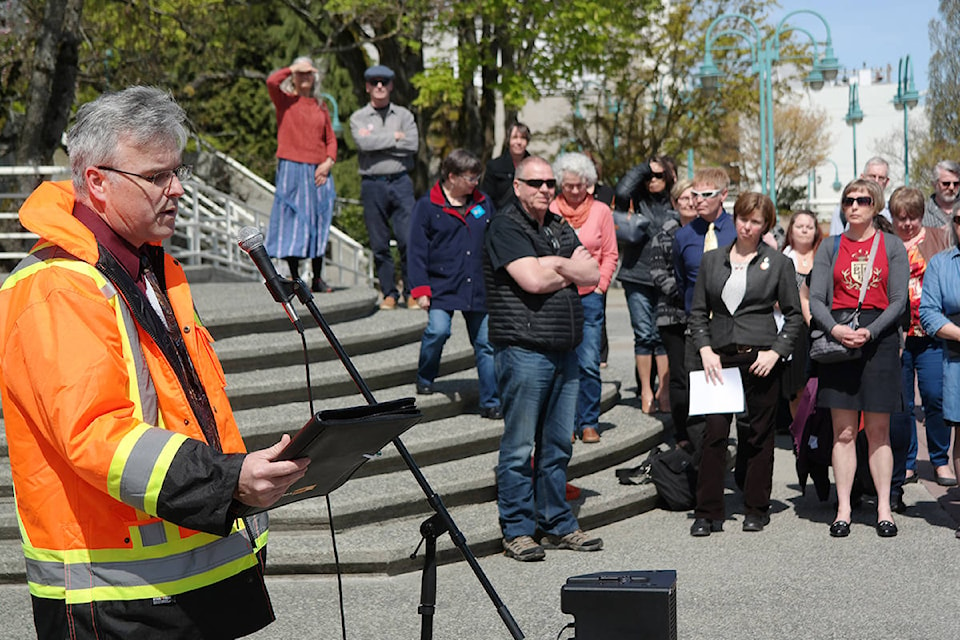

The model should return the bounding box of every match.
[698,10,840,208]
[893,55,920,185]
[844,83,864,179]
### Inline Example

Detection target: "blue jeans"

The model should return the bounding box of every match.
[361,175,413,299]
[575,292,604,434]
[892,337,950,472]
[622,282,665,356]
[495,346,580,540]
[417,309,499,409]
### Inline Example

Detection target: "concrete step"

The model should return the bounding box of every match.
[223,330,478,411]
[262,440,661,576]
[259,402,661,530]
[233,376,620,475]
[192,283,379,339]
[213,308,427,373]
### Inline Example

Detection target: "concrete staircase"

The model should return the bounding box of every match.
[0,282,666,581]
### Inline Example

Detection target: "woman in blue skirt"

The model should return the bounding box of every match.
[265,56,338,292]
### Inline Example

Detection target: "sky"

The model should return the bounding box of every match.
[775,0,938,92]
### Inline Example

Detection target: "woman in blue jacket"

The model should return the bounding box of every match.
[408,149,501,418]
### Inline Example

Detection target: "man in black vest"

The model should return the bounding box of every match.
[484,156,603,561]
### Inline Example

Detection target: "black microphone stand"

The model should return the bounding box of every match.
[274,276,523,640]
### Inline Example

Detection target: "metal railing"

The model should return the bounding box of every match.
[0,162,372,287]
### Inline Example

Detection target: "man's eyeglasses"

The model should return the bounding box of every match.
[367,77,392,87]
[692,189,722,200]
[864,173,889,184]
[940,181,960,188]
[841,196,873,207]
[517,178,557,189]
[459,174,481,184]
[97,164,192,188]
[647,171,666,180]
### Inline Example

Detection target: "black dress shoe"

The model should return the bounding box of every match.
[742,513,770,532]
[690,518,722,537]
[416,382,434,395]
[480,406,503,420]
[876,520,898,537]
[829,520,850,538]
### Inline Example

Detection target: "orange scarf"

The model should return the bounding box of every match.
[554,194,593,229]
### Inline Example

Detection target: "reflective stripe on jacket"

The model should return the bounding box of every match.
[0,182,267,606]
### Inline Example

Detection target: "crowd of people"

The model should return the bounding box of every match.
[261,59,960,551]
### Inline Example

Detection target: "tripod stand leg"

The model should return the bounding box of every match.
[417,514,446,640]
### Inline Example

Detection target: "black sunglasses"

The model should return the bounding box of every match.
[841,196,873,207]
[940,181,960,188]
[367,77,392,86]
[517,178,557,189]
[647,171,666,180]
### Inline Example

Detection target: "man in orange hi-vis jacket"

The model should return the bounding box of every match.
[0,86,309,639]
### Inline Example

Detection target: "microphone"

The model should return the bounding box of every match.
[237,226,303,330]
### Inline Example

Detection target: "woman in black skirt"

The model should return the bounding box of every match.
[809,179,909,538]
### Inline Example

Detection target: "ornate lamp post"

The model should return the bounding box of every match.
[892,55,920,185]
[698,10,840,208]
[844,83,864,178]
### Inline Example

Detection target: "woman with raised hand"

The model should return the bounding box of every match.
[265,56,338,293]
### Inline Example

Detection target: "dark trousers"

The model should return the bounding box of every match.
[660,323,689,443]
[361,174,414,299]
[695,350,780,520]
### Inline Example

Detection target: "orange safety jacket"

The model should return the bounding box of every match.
[0,182,273,636]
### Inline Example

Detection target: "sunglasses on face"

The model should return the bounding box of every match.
[841,196,873,207]
[692,189,721,200]
[940,181,960,188]
[367,77,391,86]
[517,178,557,189]
[647,171,666,180]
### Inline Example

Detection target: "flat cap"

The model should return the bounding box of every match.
[364,65,395,81]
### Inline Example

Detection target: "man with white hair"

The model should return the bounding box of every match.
[829,156,892,234]
[924,160,960,227]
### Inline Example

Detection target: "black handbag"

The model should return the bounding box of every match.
[809,233,880,364]
[612,210,650,244]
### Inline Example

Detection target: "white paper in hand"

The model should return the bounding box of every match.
[688,368,745,415]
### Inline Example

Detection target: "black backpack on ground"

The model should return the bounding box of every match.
[616,443,698,511]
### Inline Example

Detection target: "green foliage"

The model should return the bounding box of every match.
[928,0,960,147]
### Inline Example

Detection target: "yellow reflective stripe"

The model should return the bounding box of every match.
[23,526,260,604]
[1,252,110,291]
[108,426,188,513]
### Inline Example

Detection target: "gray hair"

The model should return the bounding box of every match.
[862,156,889,173]
[933,160,960,182]
[67,86,187,198]
[279,56,324,100]
[552,152,598,188]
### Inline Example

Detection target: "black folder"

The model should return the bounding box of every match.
[237,397,422,515]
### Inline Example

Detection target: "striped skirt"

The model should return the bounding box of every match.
[265,159,335,259]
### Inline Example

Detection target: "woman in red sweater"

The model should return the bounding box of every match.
[265,56,338,292]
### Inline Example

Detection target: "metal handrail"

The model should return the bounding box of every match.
[0,163,372,287]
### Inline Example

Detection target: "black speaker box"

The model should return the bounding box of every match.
[560,570,677,640]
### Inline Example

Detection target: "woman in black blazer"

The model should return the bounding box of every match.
[687,192,802,536]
